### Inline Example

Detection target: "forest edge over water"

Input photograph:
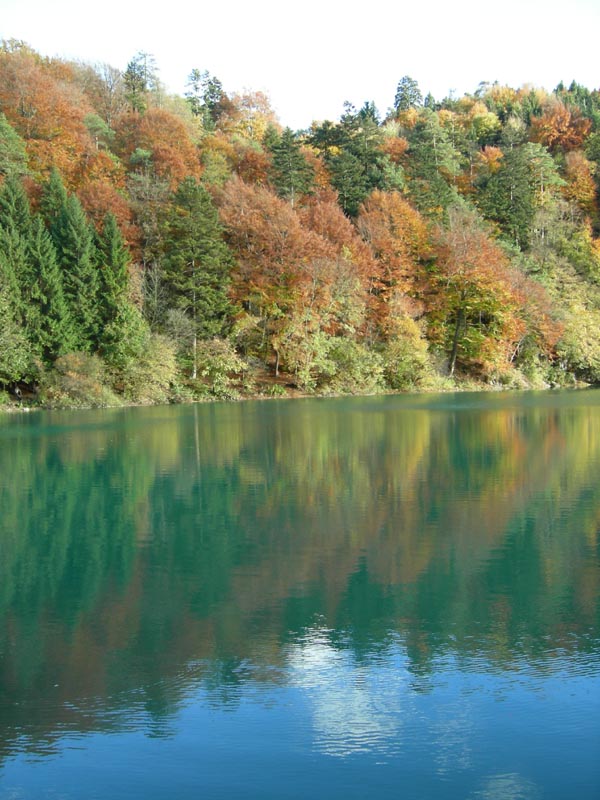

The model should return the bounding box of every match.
[2,42,600,411]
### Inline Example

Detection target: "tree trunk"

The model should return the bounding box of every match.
[448,308,464,377]
[192,331,197,380]
[191,260,197,379]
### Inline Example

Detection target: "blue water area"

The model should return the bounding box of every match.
[1,391,599,798]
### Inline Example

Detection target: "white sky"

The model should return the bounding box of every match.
[2,0,599,130]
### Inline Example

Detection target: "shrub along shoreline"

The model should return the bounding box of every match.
[1,350,587,414]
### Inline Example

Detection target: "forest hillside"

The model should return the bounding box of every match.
[1,41,600,407]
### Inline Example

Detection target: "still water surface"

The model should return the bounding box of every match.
[1,391,599,799]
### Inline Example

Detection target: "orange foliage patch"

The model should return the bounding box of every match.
[530,101,591,153]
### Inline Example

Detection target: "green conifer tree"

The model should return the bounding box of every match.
[27,217,75,360]
[0,176,33,321]
[163,177,233,378]
[0,253,32,385]
[52,195,100,350]
[477,146,535,249]
[0,175,32,237]
[328,149,368,217]
[404,110,461,219]
[0,113,28,177]
[268,128,315,207]
[96,212,130,326]
[40,168,68,233]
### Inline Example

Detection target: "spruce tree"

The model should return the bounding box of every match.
[477,146,535,250]
[268,128,315,207]
[27,217,75,360]
[52,194,100,350]
[0,113,28,177]
[0,253,31,385]
[95,212,151,373]
[0,176,33,321]
[96,212,130,326]
[0,175,32,236]
[328,150,368,217]
[163,177,232,378]
[404,110,461,219]
[40,168,68,233]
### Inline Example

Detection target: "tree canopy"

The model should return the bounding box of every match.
[0,41,599,403]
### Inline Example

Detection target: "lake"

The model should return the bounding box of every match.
[0,390,599,799]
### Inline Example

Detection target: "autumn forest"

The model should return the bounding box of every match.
[1,40,600,407]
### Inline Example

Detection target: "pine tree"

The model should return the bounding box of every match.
[100,297,150,379]
[394,76,423,112]
[123,52,158,113]
[186,69,228,130]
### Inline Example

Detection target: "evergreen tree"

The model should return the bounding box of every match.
[394,76,423,112]
[268,128,315,207]
[100,297,151,381]
[0,113,28,177]
[0,231,21,314]
[52,194,100,350]
[327,149,368,217]
[0,176,33,321]
[0,253,31,385]
[40,168,68,232]
[0,175,32,237]
[96,212,130,325]
[340,102,391,191]
[404,110,461,218]
[163,177,233,378]
[186,69,228,130]
[477,146,535,249]
[95,212,152,374]
[26,216,75,360]
[123,52,158,113]
[310,104,394,214]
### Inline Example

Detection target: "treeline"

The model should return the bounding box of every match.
[1,40,600,405]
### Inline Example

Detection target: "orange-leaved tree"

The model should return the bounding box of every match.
[113,108,201,189]
[357,189,431,336]
[426,208,531,377]
[217,177,370,384]
[530,100,591,154]
[0,46,96,186]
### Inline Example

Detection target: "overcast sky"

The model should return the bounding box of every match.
[2,0,599,130]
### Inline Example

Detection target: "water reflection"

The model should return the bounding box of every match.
[1,391,599,796]
[287,628,407,758]
[471,773,542,800]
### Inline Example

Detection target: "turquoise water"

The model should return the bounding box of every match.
[1,391,599,798]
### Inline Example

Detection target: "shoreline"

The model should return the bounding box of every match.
[1,376,591,415]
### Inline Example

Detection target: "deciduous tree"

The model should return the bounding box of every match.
[427,208,526,377]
